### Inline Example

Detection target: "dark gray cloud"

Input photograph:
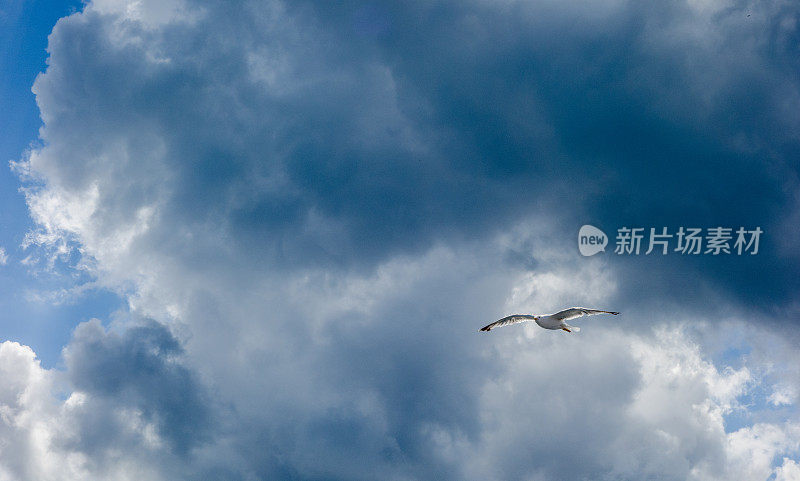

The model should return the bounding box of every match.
[62,319,212,457]
[297,0,800,308]
[29,0,800,311]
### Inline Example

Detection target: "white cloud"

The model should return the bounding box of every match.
[5,207,800,479]
[0,341,83,481]
[775,458,800,481]
[455,321,800,481]
[3,315,799,479]
[0,320,221,481]
[770,385,797,407]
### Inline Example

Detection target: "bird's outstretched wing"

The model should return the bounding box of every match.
[551,307,619,321]
[479,315,537,332]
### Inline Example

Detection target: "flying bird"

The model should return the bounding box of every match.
[479,307,619,333]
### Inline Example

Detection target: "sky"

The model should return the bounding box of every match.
[1,0,799,480]
[0,0,121,368]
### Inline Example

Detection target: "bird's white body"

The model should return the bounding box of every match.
[534,315,566,330]
[479,307,620,333]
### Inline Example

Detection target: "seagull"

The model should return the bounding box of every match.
[479,307,619,333]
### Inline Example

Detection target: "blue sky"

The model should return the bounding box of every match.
[1,0,121,368]
[1,1,800,480]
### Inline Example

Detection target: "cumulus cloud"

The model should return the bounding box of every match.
[5,0,800,479]
[461,325,797,481]
[0,319,221,481]
[2,315,800,479]
[4,217,800,479]
[61,319,212,457]
[23,0,800,297]
[775,458,800,481]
